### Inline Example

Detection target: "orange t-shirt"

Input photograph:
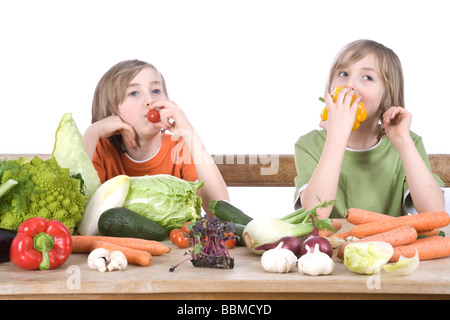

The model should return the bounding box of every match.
[92,133,198,183]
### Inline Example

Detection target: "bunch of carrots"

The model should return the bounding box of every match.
[332,209,450,262]
[71,236,171,266]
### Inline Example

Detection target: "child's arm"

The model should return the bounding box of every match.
[383,107,444,212]
[82,116,137,160]
[151,101,230,216]
[301,90,359,219]
[183,129,230,216]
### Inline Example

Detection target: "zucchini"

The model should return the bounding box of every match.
[209,200,253,226]
[233,223,246,246]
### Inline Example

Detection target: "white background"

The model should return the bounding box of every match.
[1,0,449,217]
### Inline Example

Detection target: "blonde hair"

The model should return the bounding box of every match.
[326,40,404,138]
[91,59,168,151]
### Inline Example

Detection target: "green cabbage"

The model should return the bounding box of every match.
[343,241,394,275]
[123,175,203,231]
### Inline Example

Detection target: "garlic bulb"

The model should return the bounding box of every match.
[261,242,297,273]
[298,243,335,276]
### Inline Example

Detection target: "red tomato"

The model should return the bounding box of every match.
[181,221,191,235]
[223,232,236,249]
[173,232,190,248]
[170,228,182,243]
[147,109,160,123]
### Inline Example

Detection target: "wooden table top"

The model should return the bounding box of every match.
[1,224,450,300]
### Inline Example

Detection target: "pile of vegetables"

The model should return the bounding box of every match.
[3,111,450,282]
[0,156,85,232]
[258,211,336,276]
[333,208,450,275]
[242,199,335,254]
[77,174,203,236]
[170,217,236,271]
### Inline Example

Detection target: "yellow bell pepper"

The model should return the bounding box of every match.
[320,87,367,131]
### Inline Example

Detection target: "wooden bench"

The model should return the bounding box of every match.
[213,154,450,188]
[1,153,449,188]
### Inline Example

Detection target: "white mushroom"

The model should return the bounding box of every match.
[107,251,128,271]
[87,248,111,272]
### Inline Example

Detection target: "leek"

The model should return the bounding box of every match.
[279,199,335,224]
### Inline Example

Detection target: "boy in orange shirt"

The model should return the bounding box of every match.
[83,60,229,216]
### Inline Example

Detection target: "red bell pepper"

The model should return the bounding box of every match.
[10,217,72,270]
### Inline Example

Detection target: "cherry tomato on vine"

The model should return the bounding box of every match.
[147,109,161,123]
[173,232,190,248]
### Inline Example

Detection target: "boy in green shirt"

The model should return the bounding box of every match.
[294,40,444,219]
[294,130,443,218]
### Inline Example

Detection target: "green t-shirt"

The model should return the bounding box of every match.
[294,130,444,218]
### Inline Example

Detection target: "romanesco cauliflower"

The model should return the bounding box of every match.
[0,156,85,232]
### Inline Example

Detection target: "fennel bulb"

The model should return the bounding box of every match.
[77,175,130,235]
[243,217,313,254]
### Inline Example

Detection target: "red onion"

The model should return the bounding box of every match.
[255,236,303,258]
[300,215,333,258]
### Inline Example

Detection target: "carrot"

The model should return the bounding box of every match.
[331,231,351,239]
[417,229,440,237]
[350,211,450,238]
[318,219,343,237]
[390,236,450,262]
[72,236,171,255]
[91,241,152,266]
[337,226,418,259]
[344,208,394,225]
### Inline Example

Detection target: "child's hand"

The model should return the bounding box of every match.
[91,115,138,149]
[383,106,411,140]
[322,87,360,135]
[150,100,194,136]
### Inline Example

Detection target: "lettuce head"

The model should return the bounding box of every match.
[123,174,203,231]
[343,241,394,275]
